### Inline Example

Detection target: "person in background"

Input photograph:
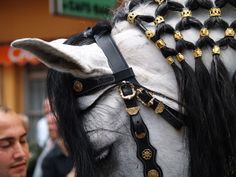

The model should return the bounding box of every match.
[0,105,30,177]
[36,98,50,148]
[41,113,73,177]
[32,102,57,177]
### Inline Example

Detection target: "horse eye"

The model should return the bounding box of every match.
[94,145,113,162]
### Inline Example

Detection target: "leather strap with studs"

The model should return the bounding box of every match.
[136,88,185,129]
[119,83,163,177]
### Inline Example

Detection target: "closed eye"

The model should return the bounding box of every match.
[94,144,113,162]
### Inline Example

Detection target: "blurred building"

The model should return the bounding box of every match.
[0,0,122,140]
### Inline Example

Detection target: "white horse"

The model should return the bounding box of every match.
[12,0,236,177]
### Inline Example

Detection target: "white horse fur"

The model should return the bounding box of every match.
[11,0,236,176]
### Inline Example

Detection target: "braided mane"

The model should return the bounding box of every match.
[112,0,236,177]
[46,1,236,177]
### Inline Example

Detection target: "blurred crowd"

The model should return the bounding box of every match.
[0,98,75,177]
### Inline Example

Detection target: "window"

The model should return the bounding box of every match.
[24,64,48,141]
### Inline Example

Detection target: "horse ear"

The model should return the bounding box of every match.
[11,38,112,78]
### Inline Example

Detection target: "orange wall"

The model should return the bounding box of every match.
[0,0,96,43]
[1,65,24,112]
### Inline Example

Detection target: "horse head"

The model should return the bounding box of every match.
[12,0,236,177]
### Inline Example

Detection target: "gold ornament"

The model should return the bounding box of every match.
[145,30,155,39]
[154,16,165,26]
[73,81,83,92]
[127,12,137,24]
[176,53,185,62]
[142,149,152,160]
[155,101,165,113]
[200,28,209,37]
[181,9,192,17]
[154,0,165,5]
[174,31,183,41]
[225,28,235,37]
[209,7,221,17]
[166,56,174,65]
[135,131,146,139]
[155,39,166,49]
[193,48,203,58]
[148,169,160,177]
[212,45,220,55]
[126,107,140,116]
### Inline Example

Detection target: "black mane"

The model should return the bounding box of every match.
[47,0,236,177]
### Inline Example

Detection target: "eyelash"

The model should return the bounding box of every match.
[0,137,27,148]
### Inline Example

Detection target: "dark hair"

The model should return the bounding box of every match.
[47,1,236,177]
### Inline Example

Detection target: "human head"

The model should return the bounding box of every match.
[46,112,59,141]
[43,98,50,115]
[0,106,30,177]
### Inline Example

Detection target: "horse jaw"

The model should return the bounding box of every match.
[11,38,112,78]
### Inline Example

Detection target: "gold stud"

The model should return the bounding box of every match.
[147,98,155,107]
[174,31,183,41]
[225,28,235,37]
[154,16,165,26]
[73,81,83,92]
[145,30,155,39]
[148,169,160,177]
[154,0,165,5]
[209,7,221,17]
[126,106,140,116]
[135,132,146,139]
[193,48,202,58]
[127,12,137,24]
[176,53,185,62]
[200,28,209,37]
[155,101,165,114]
[166,56,174,65]
[155,39,166,49]
[212,45,220,55]
[181,9,192,17]
[142,149,152,160]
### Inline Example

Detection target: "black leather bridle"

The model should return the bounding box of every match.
[72,25,185,177]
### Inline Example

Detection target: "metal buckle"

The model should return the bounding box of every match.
[136,88,155,107]
[119,82,136,100]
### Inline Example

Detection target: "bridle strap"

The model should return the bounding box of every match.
[94,30,163,177]
[74,68,135,96]
[119,83,163,177]
[94,31,133,74]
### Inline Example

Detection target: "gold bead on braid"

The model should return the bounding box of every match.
[166,56,174,65]
[145,30,155,39]
[127,12,137,24]
[154,0,165,5]
[212,45,220,55]
[181,9,192,17]
[225,28,235,37]
[154,16,165,26]
[200,28,209,37]
[193,48,203,58]
[174,31,183,41]
[176,53,185,62]
[209,7,221,17]
[155,39,166,49]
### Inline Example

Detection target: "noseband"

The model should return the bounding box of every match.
[72,24,185,177]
